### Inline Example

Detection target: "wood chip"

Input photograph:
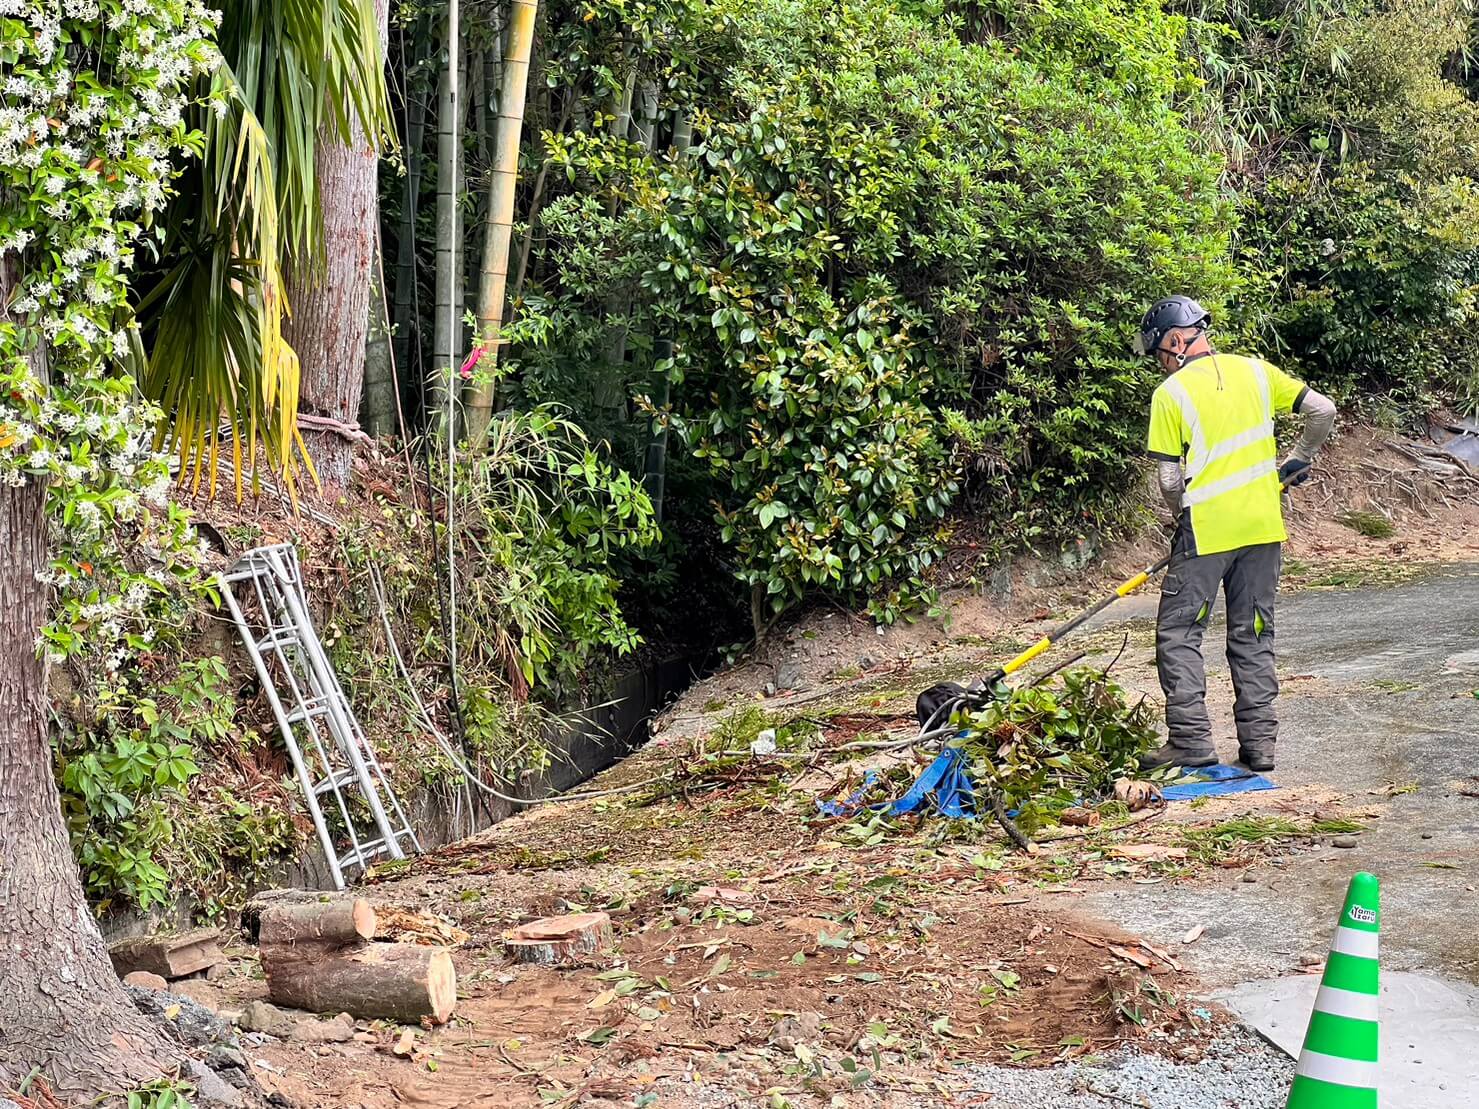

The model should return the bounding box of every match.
[1142,943,1182,972]
[1108,945,1153,970]
[1182,924,1206,945]
[376,907,470,948]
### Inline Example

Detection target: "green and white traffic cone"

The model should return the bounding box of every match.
[1286,871,1381,1109]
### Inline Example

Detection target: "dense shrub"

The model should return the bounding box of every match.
[1197,0,1479,414]
[516,0,1236,626]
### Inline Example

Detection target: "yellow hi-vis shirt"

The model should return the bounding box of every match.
[1146,352,1308,556]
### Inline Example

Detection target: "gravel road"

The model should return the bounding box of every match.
[932,1029,1294,1108]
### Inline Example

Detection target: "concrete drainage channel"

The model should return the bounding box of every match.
[283,654,704,886]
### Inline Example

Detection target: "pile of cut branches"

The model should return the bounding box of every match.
[952,666,1160,835]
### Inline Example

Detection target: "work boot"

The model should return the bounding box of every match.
[1138,743,1218,772]
[1238,747,1275,773]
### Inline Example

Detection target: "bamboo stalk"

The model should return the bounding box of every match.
[463,0,539,446]
[430,25,464,433]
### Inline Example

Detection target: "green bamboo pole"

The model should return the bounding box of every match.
[463,0,539,446]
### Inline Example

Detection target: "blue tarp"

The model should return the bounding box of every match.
[816,748,1275,820]
[1160,761,1276,800]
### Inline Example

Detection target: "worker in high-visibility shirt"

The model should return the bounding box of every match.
[1134,296,1337,772]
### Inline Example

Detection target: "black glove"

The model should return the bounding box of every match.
[1278,457,1311,487]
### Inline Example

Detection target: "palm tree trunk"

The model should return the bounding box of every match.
[463,0,539,446]
[431,21,465,434]
[284,0,390,487]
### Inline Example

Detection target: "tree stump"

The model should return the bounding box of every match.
[257,897,456,1025]
[503,912,613,966]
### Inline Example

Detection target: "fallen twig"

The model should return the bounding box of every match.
[758,862,817,883]
[1084,1084,1151,1107]
[498,1042,539,1076]
[990,789,1034,851]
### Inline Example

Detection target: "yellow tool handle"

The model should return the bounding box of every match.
[1115,570,1150,597]
[1002,636,1052,675]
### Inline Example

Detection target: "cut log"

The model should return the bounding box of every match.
[261,941,456,1025]
[109,928,225,980]
[258,899,377,949]
[242,888,371,941]
[503,912,613,966]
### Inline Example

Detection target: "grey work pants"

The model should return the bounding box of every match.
[1156,536,1282,756]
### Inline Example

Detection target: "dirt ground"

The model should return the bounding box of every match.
[217,756,1361,1109]
[183,425,1479,1108]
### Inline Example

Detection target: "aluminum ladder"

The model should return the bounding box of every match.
[219,543,421,889]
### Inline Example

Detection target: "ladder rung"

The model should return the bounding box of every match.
[313,766,361,794]
[223,544,424,891]
[338,842,393,869]
[254,626,304,652]
[286,697,335,725]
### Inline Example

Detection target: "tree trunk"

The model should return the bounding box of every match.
[642,112,691,523]
[0,250,205,1098]
[463,0,540,446]
[510,91,576,307]
[360,224,397,437]
[284,0,390,488]
[594,54,645,425]
[0,482,181,1096]
[643,340,671,523]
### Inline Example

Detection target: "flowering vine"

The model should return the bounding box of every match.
[0,0,222,667]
